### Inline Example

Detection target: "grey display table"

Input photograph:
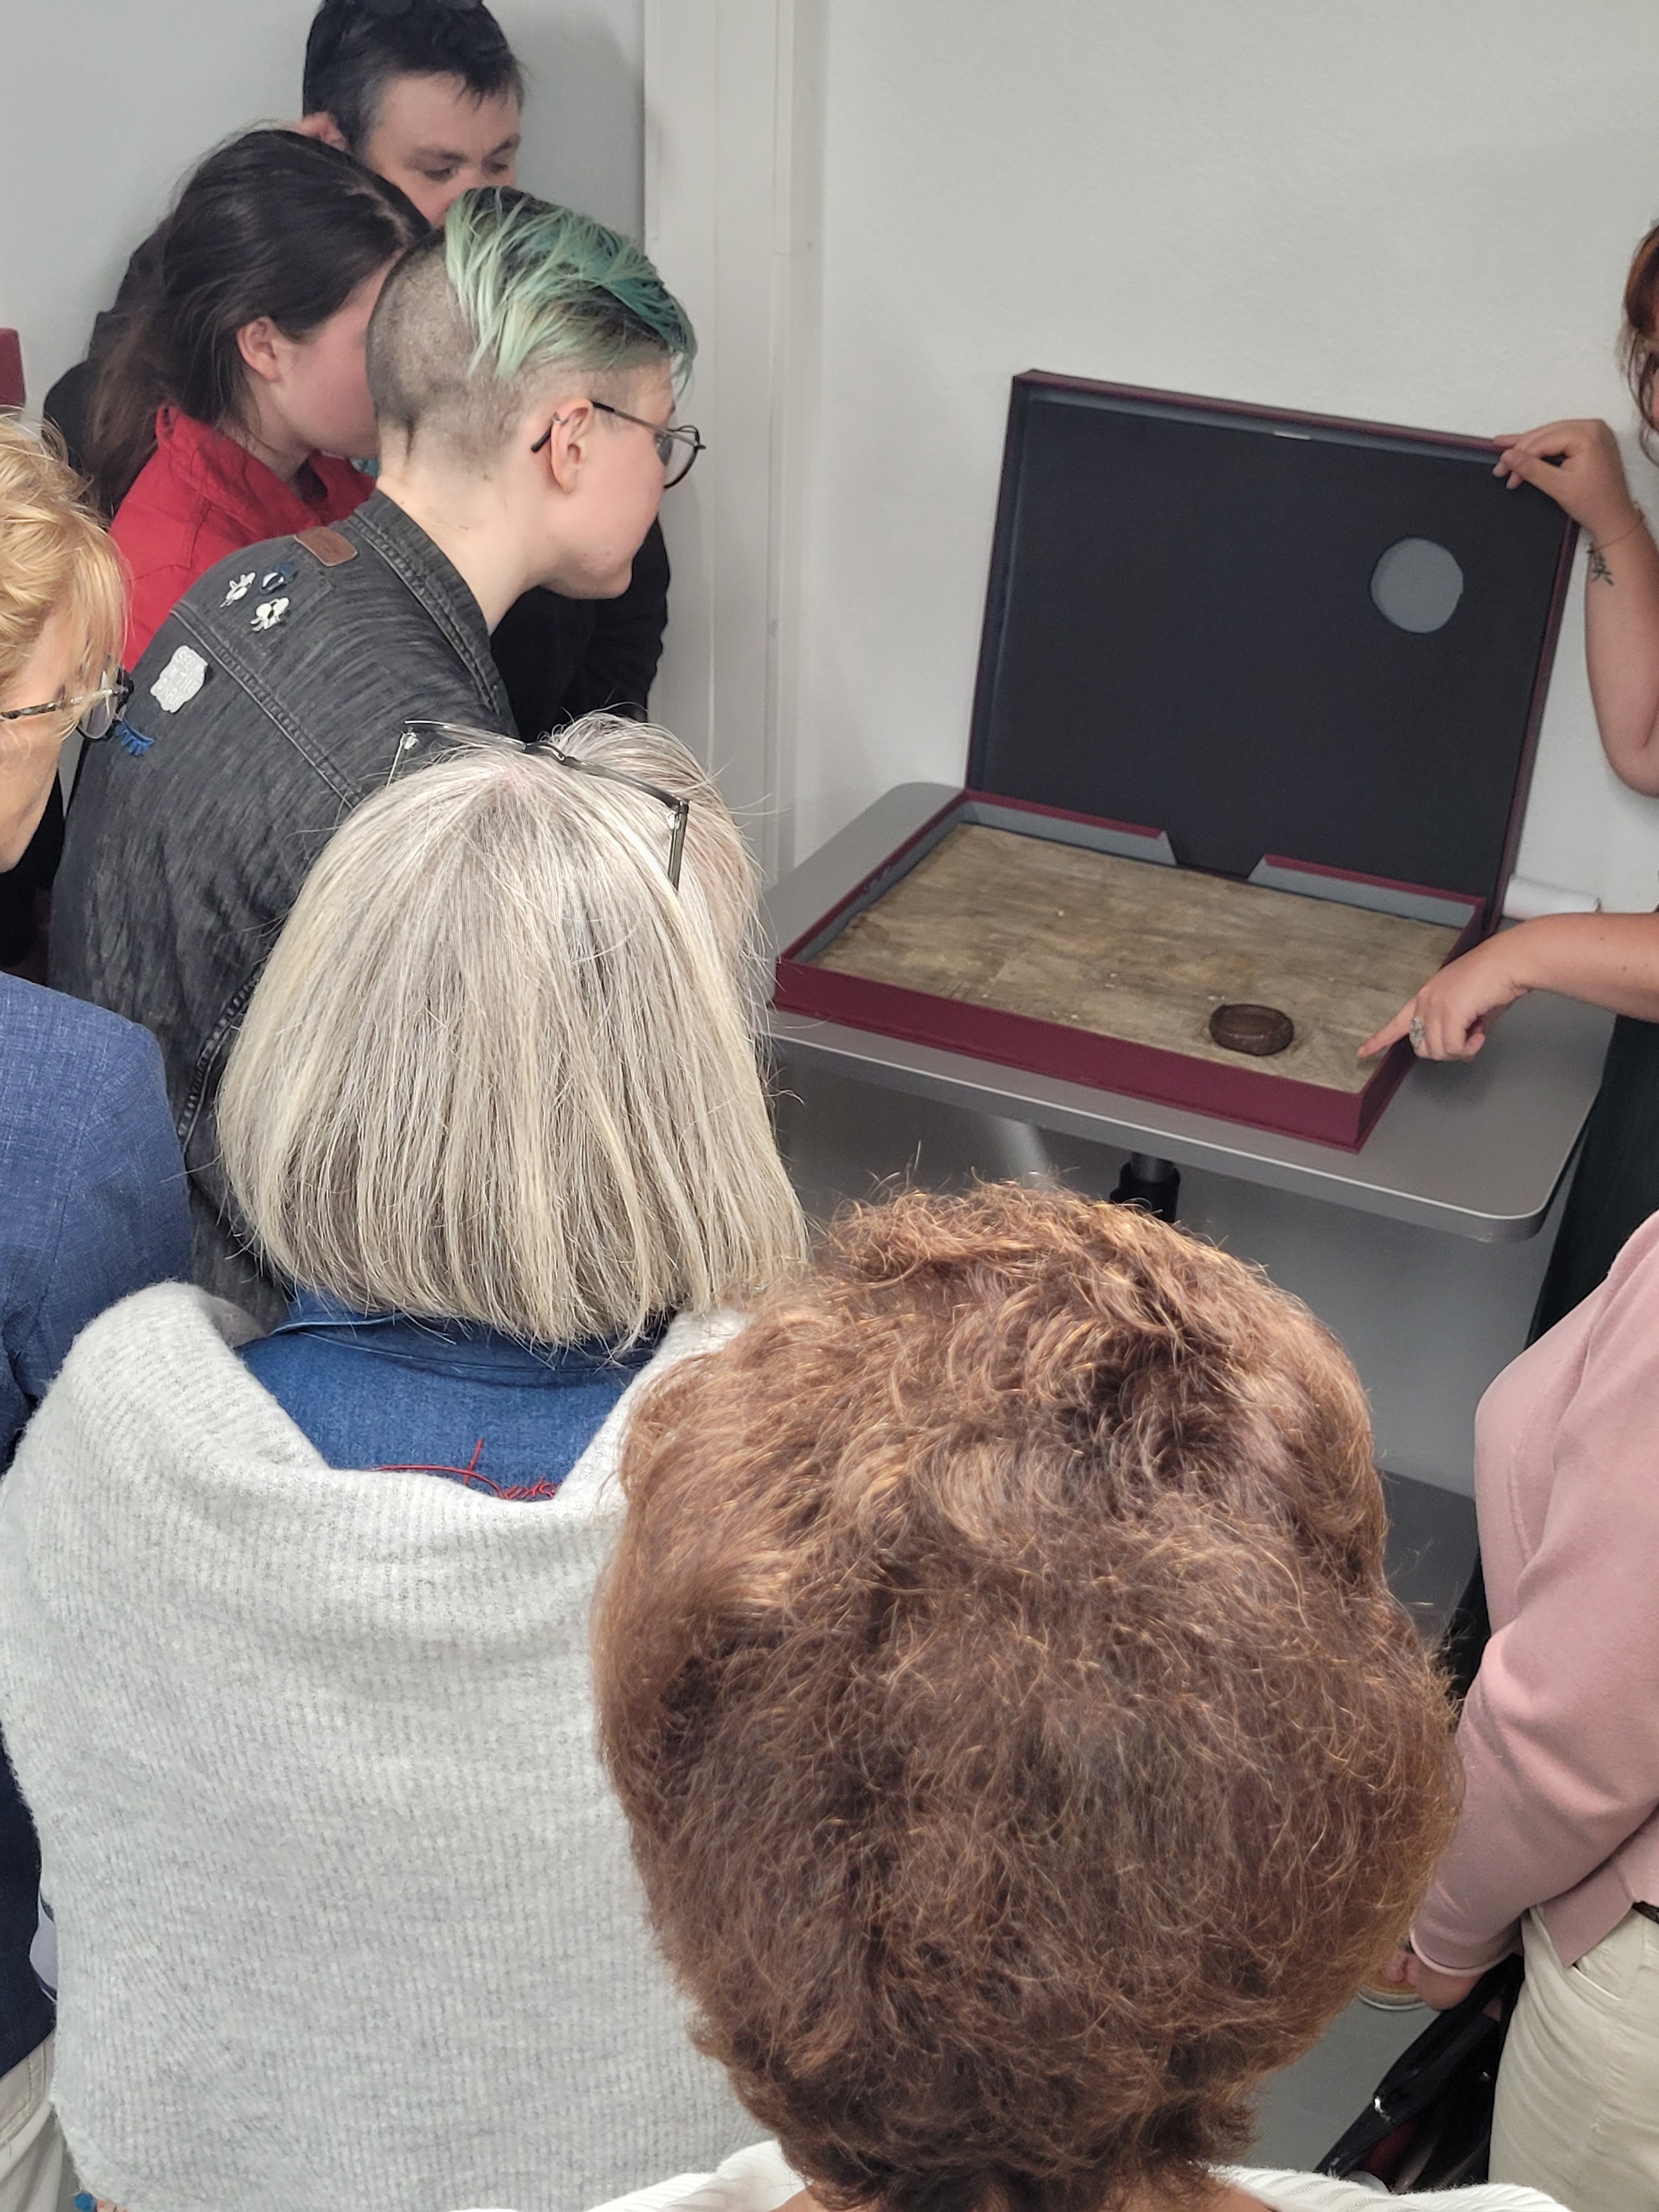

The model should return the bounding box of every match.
[766,784,1612,1244]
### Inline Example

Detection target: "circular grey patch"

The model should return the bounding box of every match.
[1370,537,1465,634]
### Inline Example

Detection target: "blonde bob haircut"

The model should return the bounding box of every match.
[0,415,125,703]
[218,715,806,1345]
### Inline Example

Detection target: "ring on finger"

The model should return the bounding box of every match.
[1409,1015,1427,1054]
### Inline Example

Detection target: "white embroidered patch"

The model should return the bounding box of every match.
[149,645,208,713]
[222,571,256,606]
[250,597,290,632]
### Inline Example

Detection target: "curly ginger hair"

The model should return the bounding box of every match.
[597,1185,1458,2212]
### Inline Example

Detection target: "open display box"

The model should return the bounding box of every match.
[774,375,1579,1149]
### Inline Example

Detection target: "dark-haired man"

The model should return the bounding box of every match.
[299,0,524,222]
[41,0,669,744]
[43,0,527,469]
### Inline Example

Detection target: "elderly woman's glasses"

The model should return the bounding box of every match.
[530,402,706,489]
[388,720,690,890]
[0,669,132,744]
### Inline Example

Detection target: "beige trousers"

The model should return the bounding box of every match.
[1491,1908,1659,2212]
[0,2038,70,2212]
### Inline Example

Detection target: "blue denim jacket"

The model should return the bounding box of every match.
[240,1290,664,1497]
[0,973,193,2078]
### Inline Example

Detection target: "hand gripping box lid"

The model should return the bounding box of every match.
[773,373,1579,1150]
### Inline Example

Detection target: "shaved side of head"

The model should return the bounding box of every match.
[368,189,696,469]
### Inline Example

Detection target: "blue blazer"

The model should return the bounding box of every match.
[0,972,192,2075]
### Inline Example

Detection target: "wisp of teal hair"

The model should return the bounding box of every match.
[444,188,697,392]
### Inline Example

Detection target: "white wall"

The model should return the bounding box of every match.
[642,0,823,873]
[642,2,1659,1497]
[0,0,644,404]
[771,1,1659,909]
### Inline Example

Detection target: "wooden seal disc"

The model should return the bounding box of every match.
[1209,1002,1294,1057]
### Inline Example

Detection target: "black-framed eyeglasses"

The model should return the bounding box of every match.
[0,668,132,744]
[531,400,706,489]
[388,720,690,890]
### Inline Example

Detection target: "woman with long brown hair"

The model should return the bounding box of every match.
[86,129,423,662]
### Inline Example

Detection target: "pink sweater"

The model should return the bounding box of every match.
[1413,1210,1659,1974]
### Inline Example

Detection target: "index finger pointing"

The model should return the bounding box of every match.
[1359,1001,1415,1059]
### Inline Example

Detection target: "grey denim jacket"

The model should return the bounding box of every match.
[52,493,517,1316]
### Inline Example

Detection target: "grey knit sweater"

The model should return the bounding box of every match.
[0,1284,752,2212]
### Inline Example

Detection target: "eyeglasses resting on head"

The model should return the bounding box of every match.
[387,719,691,890]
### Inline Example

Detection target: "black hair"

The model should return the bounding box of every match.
[302,0,526,153]
[84,131,426,516]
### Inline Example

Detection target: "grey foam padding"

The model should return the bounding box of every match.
[1370,536,1465,633]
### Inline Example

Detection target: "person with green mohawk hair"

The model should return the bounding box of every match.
[54,187,705,1325]
[371,187,700,617]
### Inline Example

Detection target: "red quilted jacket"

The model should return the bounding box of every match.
[109,408,370,663]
